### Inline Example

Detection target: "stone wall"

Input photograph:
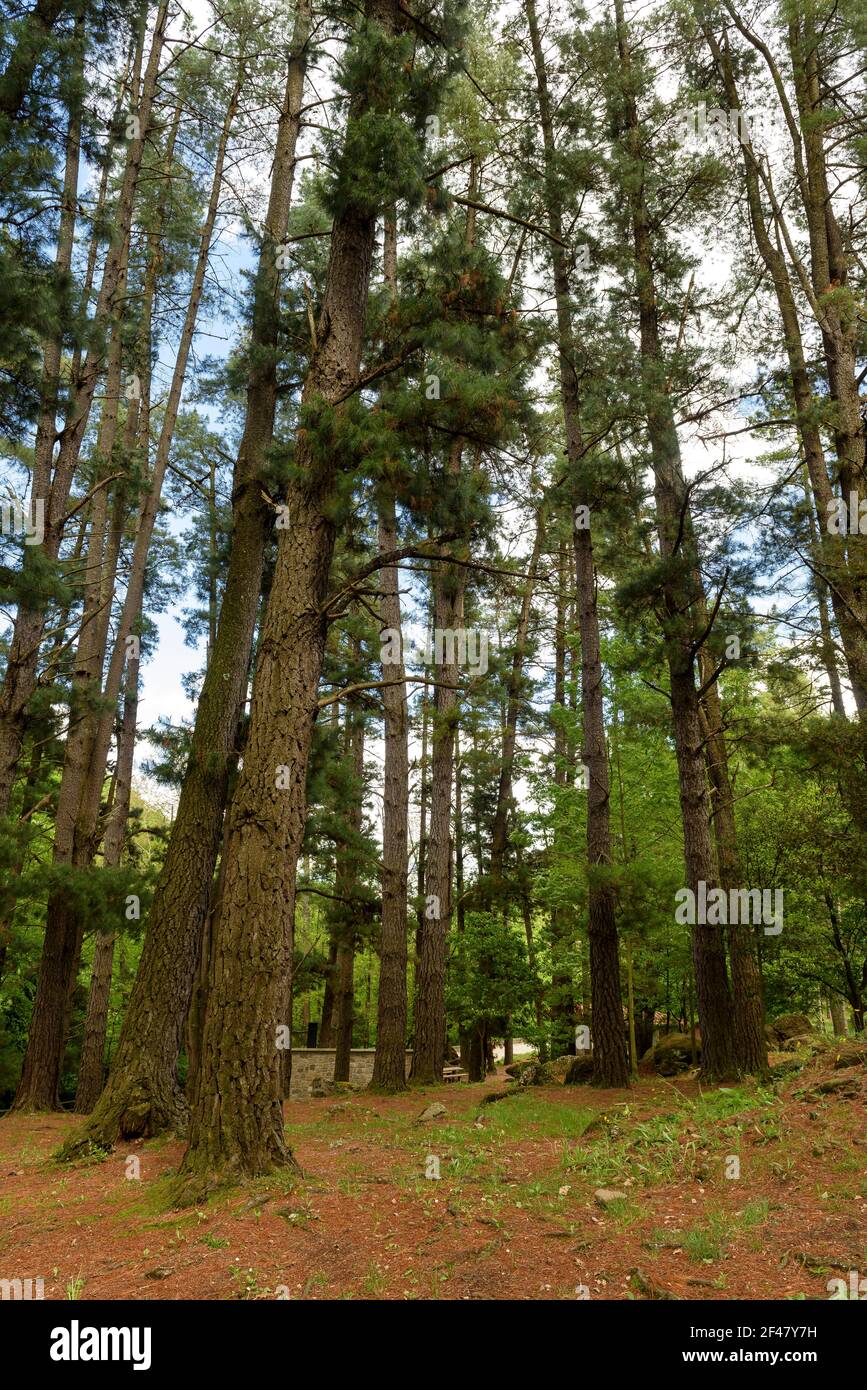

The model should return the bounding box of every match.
[288,1048,413,1099]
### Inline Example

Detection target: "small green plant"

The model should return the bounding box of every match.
[738,1197,770,1229]
[229,1264,260,1299]
[362,1263,388,1296]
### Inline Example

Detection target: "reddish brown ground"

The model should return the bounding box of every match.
[0,1052,864,1300]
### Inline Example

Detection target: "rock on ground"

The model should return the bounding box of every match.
[414,1102,448,1125]
[594,1188,628,1209]
[641,1032,700,1075]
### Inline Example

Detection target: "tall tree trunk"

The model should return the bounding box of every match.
[60,8,311,1152]
[614,0,734,1079]
[721,2,867,517]
[184,811,229,1109]
[333,709,364,1083]
[180,0,402,1182]
[698,653,768,1077]
[77,79,240,867]
[0,2,169,822]
[784,14,867,513]
[371,210,409,1092]
[410,444,466,1083]
[522,0,631,1076]
[829,993,848,1038]
[549,541,576,1057]
[824,890,865,1034]
[804,471,847,719]
[74,646,140,1112]
[14,68,239,1113]
[0,12,83,820]
[319,938,338,1047]
[414,670,430,964]
[489,509,541,885]
[705,25,867,710]
[410,187,479,1084]
[516,862,546,1061]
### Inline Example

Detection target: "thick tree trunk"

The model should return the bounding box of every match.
[180,0,401,1183]
[829,993,848,1038]
[466,1028,484,1083]
[184,813,229,1109]
[59,11,311,1152]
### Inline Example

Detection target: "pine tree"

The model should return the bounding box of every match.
[59,0,313,1146]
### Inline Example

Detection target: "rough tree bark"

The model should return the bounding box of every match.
[179,0,403,1182]
[59,7,311,1151]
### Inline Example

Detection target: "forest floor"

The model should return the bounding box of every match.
[0,1046,864,1301]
